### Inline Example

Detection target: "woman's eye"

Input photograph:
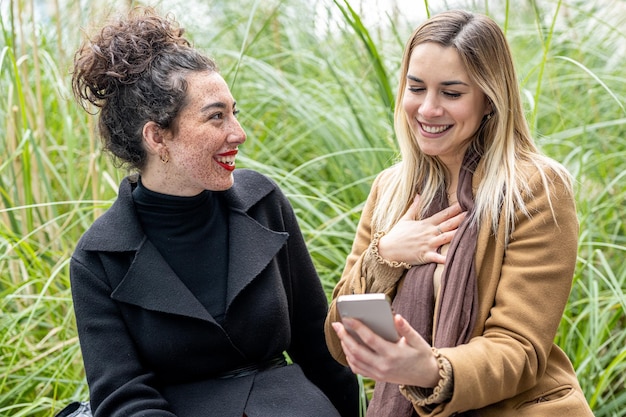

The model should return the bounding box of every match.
[408,86,425,93]
[443,91,461,98]
[233,109,240,118]
[210,112,224,120]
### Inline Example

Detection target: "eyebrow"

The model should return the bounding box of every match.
[407,75,469,87]
[200,101,236,113]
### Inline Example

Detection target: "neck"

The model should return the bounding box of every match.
[446,170,460,204]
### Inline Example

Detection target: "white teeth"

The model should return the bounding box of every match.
[216,157,235,165]
[421,123,449,134]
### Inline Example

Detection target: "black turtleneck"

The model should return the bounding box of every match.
[132,178,228,323]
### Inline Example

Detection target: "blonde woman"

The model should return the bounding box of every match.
[325,9,593,417]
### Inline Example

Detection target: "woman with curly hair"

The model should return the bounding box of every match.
[69,7,358,417]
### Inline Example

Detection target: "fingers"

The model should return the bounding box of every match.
[332,319,373,355]
[432,204,467,237]
[406,199,466,228]
[334,318,382,351]
[424,228,457,264]
[431,203,465,223]
[331,321,361,365]
[332,320,382,376]
[426,251,447,265]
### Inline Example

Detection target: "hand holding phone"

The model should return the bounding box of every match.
[336,293,400,343]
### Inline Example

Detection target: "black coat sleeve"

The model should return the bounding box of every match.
[70,251,178,417]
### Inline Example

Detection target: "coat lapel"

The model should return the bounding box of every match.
[111,237,215,322]
[110,211,288,322]
[225,209,288,308]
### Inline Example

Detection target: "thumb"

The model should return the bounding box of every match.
[401,194,420,221]
[394,314,430,349]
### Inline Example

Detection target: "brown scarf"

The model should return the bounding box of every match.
[366,150,481,417]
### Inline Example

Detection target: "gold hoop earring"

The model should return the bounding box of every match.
[159,147,170,164]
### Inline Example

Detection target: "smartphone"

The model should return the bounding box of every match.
[336,293,400,343]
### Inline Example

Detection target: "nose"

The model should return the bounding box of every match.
[418,92,444,119]
[228,118,246,145]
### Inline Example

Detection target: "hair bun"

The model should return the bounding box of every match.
[73,7,190,106]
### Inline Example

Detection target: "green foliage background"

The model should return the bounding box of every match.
[1,0,625,415]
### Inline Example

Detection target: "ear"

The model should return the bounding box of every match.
[143,121,166,155]
[484,98,494,117]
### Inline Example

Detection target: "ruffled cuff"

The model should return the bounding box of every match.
[401,348,454,408]
[362,231,410,293]
[369,231,412,269]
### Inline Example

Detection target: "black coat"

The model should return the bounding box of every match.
[70,170,359,417]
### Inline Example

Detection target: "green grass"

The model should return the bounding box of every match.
[1,0,625,415]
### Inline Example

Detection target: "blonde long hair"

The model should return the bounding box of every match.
[372,10,571,241]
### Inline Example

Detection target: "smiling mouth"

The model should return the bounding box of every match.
[215,150,237,171]
[420,123,451,134]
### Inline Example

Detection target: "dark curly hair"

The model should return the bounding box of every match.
[72,7,217,170]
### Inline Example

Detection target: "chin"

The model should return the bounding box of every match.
[417,147,441,157]
[210,177,235,191]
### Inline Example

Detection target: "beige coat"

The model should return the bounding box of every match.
[324,161,593,416]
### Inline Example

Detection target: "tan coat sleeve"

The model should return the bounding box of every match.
[324,167,409,365]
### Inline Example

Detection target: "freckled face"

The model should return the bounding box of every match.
[163,71,246,196]
[402,43,490,168]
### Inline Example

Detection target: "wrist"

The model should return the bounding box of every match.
[422,348,442,388]
[401,348,454,407]
[370,231,412,270]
